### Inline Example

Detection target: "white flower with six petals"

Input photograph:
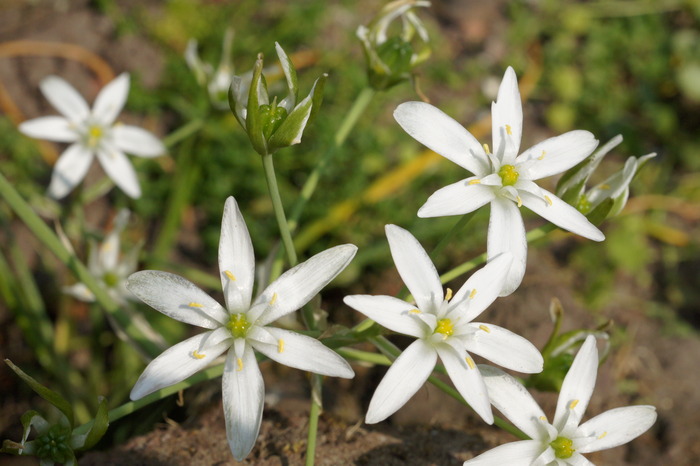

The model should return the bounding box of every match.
[127,196,356,460]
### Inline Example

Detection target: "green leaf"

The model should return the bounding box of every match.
[308,73,328,125]
[246,53,268,155]
[4,360,74,427]
[75,397,109,451]
[21,410,49,442]
[275,42,298,106]
[586,198,614,226]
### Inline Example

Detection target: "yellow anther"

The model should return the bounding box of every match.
[188,302,203,308]
[469,289,477,299]
[538,150,546,160]
[598,431,608,440]
[269,292,278,305]
[600,184,611,190]
[569,399,579,410]
[277,339,285,353]
[479,324,491,333]
[444,288,453,301]
[516,196,523,207]
[483,143,491,154]
[236,357,243,371]
[544,195,553,206]
[192,350,206,360]
[409,309,421,314]
[224,270,236,281]
[466,357,476,370]
[540,416,547,421]
[468,179,481,185]
[505,124,512,135]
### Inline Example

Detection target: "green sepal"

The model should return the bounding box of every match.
[586,198,614,226]
[1,439,24,455]
[74,396,109,451]
[275,42,298,106]
[246,53,268,155]
[526,351,575,392]
[308,73,327,126]
[560,176,586,207]
[5,360,74,427]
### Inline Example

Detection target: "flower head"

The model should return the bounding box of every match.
[185,28,240,109]
[19,73,166,199]
[127,196,356,460]
[394,67,605,295]
[465,335,657,465]
[344,225,542,424]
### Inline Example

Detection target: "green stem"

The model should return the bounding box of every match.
[162,118,205,148]
[430,211,477,261]
[0,171,161,359]
[305,374,322,466]
[261,152,297,267]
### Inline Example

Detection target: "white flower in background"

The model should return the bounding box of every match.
[394,67,605,296]
[19,73,165,199]
[344,225,542,425]
[127,196,356,460]
[465,335,657,465]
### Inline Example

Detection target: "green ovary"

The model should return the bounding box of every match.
[226,313,251,338]
[550,436,575,459]
[103,271,119,287]
[498,164,519,186]
[434,318,454,337]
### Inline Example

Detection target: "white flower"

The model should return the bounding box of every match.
[19,73,165,199]
[343,225,542,424]
[465,335,657,465]
[127,196,356,460]
[394,67,605,296]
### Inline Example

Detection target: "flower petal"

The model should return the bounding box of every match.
[394,101,490,177]
[47,143,94,199]
[385,224,442,313]
[130,331,231,399]
[96,146,141,198]
[463,440,544,465]
[254,244,357,326]
[92,73,129,125]
[250,327,354,378]
[464,323,543,373]
[39,76,90,121]
[491,67,523,164]
[365,339,437,424]
[479,365,547,440]
[487,198,526,296]
[126,270,228,327]
[343,294,424,338]
[565,453,595,466]
[451,253,512,322]
[517,130,598,180]
[218,197,255,312]
[576,405,657,453]
[222,345,265,461]
[553,335,598,429]
[111,125,165,158]
[19,116,78,143]
[520,188,604,241]
[435,344,492,423]
[417,178,496,218]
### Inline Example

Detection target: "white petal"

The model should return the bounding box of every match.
[130,331,231,399]
[47,143,94,199]
[253,244,357,326]
[491,67,523,164]
[343,295,424,338]
[126,270,228,327]
[394,101,490,176]
[417,178,496,218]
[450,253,512,322]
[576,405,657,453]
[19,116,78,142]
[250,327,354,378]
[92,73,129,125]
[63,283,95,302]
[520,188,604,241]
[385,224,442,313]
[365,339,437,424]
[532,447,556,466]
[463,440,544,466]
[566,453,595,466]
[111,125,165,158]
[435,344,492,423]
[222,345,265,461]
[517,130,598,180]
[479,365,547,440]
[39,76,90,121]
[96,147,141,198]
[487,198,526,296]
[464,323,543,373]
[553,335,598,429]
[218,197,255,312]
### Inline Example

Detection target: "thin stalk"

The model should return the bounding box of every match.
[261,152,297,267]
[430,211,477,261]
[162,118,205,148]
[305,374,323,466]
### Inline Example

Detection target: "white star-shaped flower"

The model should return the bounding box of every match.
[19,73,165,199]
[127,196,356,460]
[344,225,543,424]
[465,335,657,465]
[394,67,605,295]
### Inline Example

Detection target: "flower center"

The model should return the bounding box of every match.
[35,425,72,463]
[577,195,592,214]
[434,318,454,337]
[498,164,519,186]
[103,271,119,288]
[226,313,251,338]
[550,436,575,459]
[86,124,104,148]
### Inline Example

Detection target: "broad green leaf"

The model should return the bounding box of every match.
[75,397,109,451]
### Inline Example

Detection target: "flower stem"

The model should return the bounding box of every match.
[305,374,323,466]
[162,118,205,148]
[261,152,298,267]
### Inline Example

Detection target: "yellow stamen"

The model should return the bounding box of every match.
[468,179,481,185]
[409,309,421,314]
[538,150,546,160]
[224,270,236,281]
[469,289,477,299]
[516,196,523,207]
[188,302,203,308]
[600,184,611,190]
[479,324,491,333]
[598,431,608,440]
[270,292,278,305]
[465,357,476,369]
[544,195,553,206]
[236,357,243,371]
[192,350,206,359]
[540,416,547,421]
[569,399,579,410]
[278,339,285,353]
[483,143,490,154]
[505,124,512,135]
[444,288,453,301]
